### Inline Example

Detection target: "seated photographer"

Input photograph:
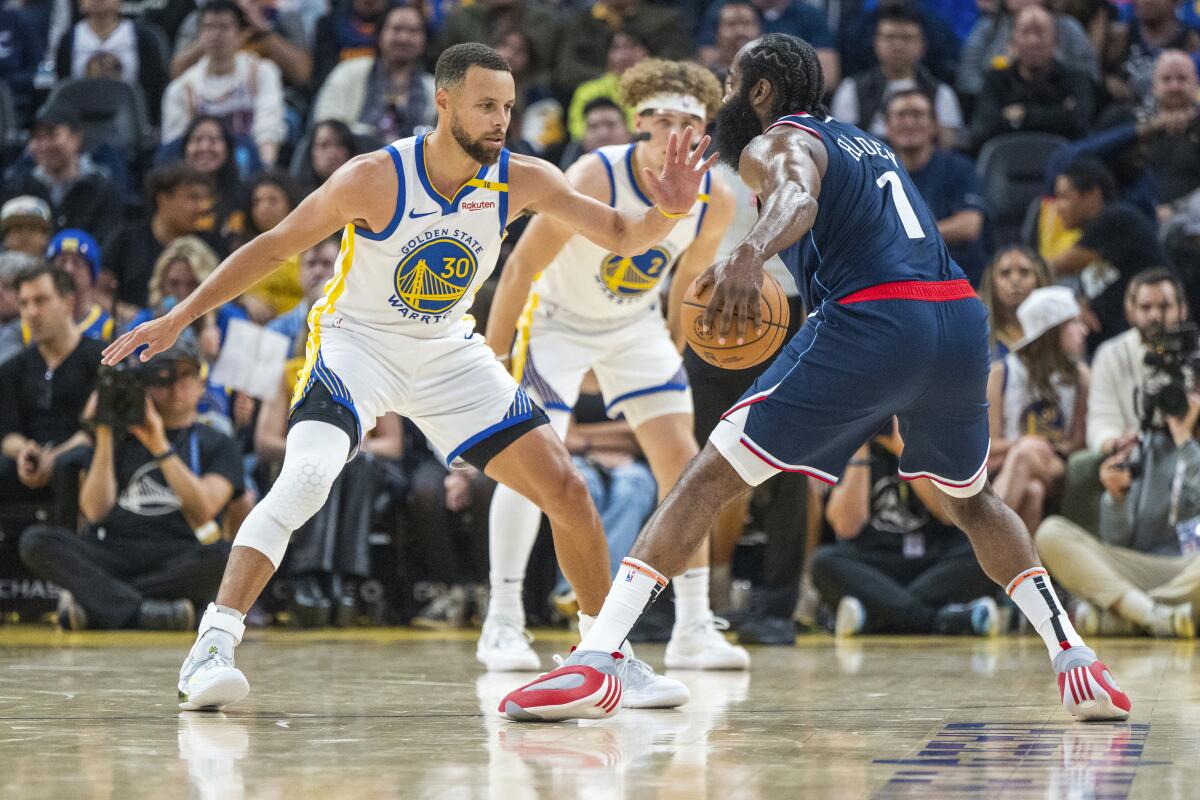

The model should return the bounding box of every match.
[1089,268,1189,456]
[810,419,998,638]
[988,287,1090,533]
[18,340,242,630]
[1036,387,1200,640]
[0,265,102,526]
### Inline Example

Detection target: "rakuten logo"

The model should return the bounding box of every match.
[461,200,496,211]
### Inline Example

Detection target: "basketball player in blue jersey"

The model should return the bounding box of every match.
[502,34,1131,723]
[102,43,715,712]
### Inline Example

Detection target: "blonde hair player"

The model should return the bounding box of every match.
[479,58,747,675]
[102,43,717,712]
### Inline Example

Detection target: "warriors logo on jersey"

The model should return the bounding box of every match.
[598,243,678,303]
[392,236,480,316]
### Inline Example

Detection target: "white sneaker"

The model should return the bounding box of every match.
[617,645,690,709]
[664,613,751,670]
[835,596,866,637]
[477,616,541,672]
[1147,602,1195,639]
[178,645,249,711]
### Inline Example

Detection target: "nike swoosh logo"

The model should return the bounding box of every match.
[408,209,438,219]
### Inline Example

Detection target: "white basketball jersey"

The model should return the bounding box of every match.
[533,143,712,322]
[310,134,510,341]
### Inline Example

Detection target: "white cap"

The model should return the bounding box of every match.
[1012,285,1081,350]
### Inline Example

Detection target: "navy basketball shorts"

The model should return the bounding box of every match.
[709,279,991,497]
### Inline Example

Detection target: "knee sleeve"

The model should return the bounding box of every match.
[234,421,349,568]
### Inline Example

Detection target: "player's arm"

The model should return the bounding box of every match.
[484,156,608,361]
[667,173,735,350]
[511,128,717,258]
[102,153,396,365]
[697,127,826,341]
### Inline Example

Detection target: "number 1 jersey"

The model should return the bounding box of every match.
[769,113,966,311]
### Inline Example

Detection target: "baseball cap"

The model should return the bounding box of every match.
[138,337,202,385]
[46,229,102,280]
[1012,286,1081,351]
[0,195,52,234]
[32,106,83,132]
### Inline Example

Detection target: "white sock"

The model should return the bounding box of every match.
[673,567,710,629]
[1007,567,1085,660]
[577,558,668,654]
[1115,588,1155,625]
[486,485,544,628]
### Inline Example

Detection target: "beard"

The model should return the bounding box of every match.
[714,90,765,170]
[451,119,502,165]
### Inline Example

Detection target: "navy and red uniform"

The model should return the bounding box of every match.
[710,113,991,495]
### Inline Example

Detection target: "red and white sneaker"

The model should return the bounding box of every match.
[1058,660,1131,721]
[499,650,623,722]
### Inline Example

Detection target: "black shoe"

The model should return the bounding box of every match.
[57,600,89,631]
[289,574,332,628]
[737,615,796,645]
[137,599,195,631]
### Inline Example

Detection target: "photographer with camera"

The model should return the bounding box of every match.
[0,265,102,526]
[18,339,242,630]
[1037,275,1200,637]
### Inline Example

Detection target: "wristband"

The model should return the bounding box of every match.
[654,205,687,220]
[152,446,175,462]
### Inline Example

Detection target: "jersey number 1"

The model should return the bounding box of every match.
[876,171,925,239]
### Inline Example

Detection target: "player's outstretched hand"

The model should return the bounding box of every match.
[101,311,187,366]
[642,127,719,216]
[696,247,764,345]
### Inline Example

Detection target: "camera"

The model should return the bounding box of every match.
[1141,322,1200,426]
[94,364,146,433]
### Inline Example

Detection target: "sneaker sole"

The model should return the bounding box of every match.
[1060,665,1131,722]
[500,671,621,722]
[179,669,250,711]
[663,651,751,671]
[477,649,542,672]
[621,682,691,709]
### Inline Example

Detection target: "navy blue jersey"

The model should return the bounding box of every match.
[770,113,966,309]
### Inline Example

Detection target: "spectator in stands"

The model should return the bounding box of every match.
[225,171,302,321]
[0,265,101,523]
[0,196,53,257]
[1050,158,1169,350]
[266,234,338,348]
[161,0,286,167]
[54,0,170,124]
[312,5,436,145]
[979,245,1052,359]
[566,31,649,142]
[0,7,43,125]
[313,0,388,88]
[1106,0,1200,106]
[885,89,987,282]
[559,97,631,169]
[170,0,312,88]
[436,0,558,88]
[2,108,125,239]
[969,5,1095,147]
[19,338,241,631]
[0,252,38,364]
[172,115,249,242]
[491,27,564,158]
[1036,386,1200,640]
[555,0,692,96]
[1087,268,1188,455]
[41,229,113,345]
[832,4,963,147]
[101,164,222,315]
[293,120,360,194]
[811,419,998,637]
[988,286,1089,532]
[958,0,1099,100]
[700,0,837,87]
[699,2,762,80]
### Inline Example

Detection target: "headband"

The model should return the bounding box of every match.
[634,93,707,124]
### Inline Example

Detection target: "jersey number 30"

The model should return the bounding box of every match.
[876,171,925,240]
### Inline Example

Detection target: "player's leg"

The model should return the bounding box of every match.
[900,297,1130,721]
[632,411,750,670]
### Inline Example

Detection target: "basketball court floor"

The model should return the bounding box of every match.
[0,627,1194,799]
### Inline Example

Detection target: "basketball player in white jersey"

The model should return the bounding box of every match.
[102,43,717,711]
[478,59,749,673]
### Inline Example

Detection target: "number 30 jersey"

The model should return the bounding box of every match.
[532,143,712,324]
[310,133,511,341]
[768,113,966,311]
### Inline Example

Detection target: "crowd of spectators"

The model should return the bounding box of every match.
[1,0,1199,647]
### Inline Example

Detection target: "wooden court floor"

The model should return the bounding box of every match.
[0,627,1195,799]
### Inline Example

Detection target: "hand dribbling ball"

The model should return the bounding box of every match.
[682,272,790,369]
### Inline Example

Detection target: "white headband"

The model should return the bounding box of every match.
[634,93,707,124]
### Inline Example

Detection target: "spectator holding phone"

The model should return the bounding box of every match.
[19,338,241,630]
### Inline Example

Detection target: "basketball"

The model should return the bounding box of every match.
[682,271,790,369]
